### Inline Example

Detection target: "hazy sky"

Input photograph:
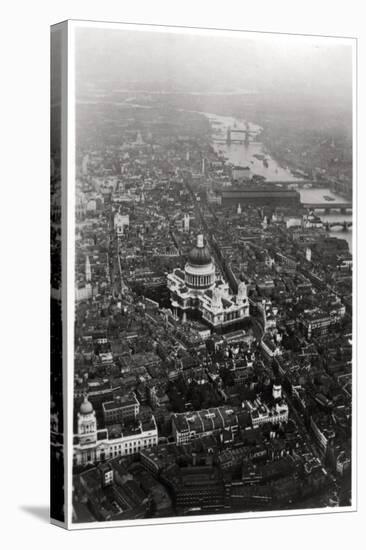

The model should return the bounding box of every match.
[75,25,353,106]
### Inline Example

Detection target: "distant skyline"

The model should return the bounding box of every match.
[75,26,353,109]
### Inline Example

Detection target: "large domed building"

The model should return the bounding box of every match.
[167,234,249,331]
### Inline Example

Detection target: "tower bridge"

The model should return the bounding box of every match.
[226,126,257,144]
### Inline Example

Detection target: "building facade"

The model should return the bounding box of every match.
[172,406,242,445]
[73,396,158,466]
[244,397,289,428]
[219,187,301,208]
[102,393,140,425]
[114,211,130,237]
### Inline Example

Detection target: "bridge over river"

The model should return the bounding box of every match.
[303,202,352,213]
[226,125,257,144]
[323,220,353,231]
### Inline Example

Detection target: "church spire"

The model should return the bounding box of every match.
[85,255,91,282]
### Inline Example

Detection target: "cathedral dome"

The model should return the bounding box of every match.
[80,395,93,415]
[187,234,212,267]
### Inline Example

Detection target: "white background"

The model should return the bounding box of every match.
[0,0,365,548]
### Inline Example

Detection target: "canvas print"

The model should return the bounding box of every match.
[51,20,355,528]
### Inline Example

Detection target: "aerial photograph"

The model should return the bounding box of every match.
[69,23,353,523]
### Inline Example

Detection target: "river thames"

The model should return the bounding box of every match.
[202,111,353,252]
